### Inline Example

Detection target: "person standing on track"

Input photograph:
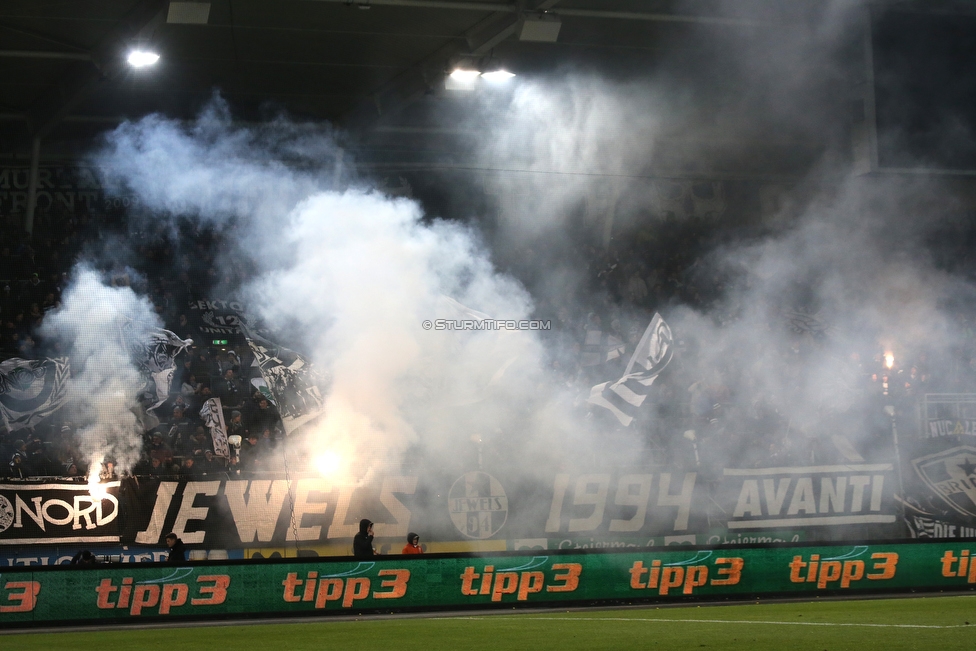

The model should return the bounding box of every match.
[165,532,186,564]
[353,519,375,557]
[401,532,423,554]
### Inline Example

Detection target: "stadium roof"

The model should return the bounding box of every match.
[5,1,936,182]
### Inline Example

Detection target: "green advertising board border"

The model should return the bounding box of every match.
[6,536,976,574]
[1,539,975,630]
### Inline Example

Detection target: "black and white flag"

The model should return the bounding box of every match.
[200,397,230,459]
[244,330,325,435]
[587,314,673,427]
[120,320,193,412]
[143,328,193,412]
[0,357,70,431]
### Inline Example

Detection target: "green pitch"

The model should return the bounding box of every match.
[3,595,973,651]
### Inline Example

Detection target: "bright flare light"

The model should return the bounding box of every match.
[884,352,895,369]
[87,471,109,500]
[480,70,515,82]
[127,50,160,67]
[314,451,343,478]
[449,69,480,81]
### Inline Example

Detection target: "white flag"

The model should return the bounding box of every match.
[200,397,230,458]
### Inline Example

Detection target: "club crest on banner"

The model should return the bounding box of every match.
[448,471,508,539]
[912,445,976,519]
[0,495,13,534]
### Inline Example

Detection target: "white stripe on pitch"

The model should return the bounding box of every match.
[451,616,969,629]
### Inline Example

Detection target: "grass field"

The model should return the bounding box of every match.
[3,595,973,651]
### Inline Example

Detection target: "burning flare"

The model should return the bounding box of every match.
[86,462,109,501]
[313,450,343,478]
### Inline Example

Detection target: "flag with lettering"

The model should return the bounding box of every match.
[200,397,230,459]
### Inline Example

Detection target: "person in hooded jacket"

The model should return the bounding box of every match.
[165,532,186,564]
[401,532,423,555]
[353,519,375,557]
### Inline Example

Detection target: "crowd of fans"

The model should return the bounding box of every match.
[532,217,976,472]
[2,200,976,480]
[0,340,289,480]
[0,202,289,479]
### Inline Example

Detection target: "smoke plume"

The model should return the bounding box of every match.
[39,268,161,476]
[92,104,579,483]
[69,0,976,499]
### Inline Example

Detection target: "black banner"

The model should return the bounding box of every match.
[184,298,255,342]
[721,464,898,531]
[0,482,122,545]
[117,471,704,548]
[0,462,927,551]
[904,436,976,539]
[0,164,139,216]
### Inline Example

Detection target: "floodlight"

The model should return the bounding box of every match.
[481,69,515,82]
[127,50,160,67]
[445,68,480,91]
[449,69,480,81]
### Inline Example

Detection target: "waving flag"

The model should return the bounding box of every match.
[587,314,673,427]
[120,320,193,412]
[244,329,326,436]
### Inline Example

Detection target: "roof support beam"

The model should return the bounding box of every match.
[467,15,519,57]
[467,0,566,56]
[302,0,763,27]
[0,50,92,61]
[24,136,41,236]
[0,22,90,53]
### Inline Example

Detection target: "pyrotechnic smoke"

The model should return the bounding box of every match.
[93,105,587,484]
[39,267,161,477]
[416,0,976,474]
[82,0,976,499]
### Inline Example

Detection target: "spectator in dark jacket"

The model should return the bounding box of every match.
[6,453,30,478]
[249,398,280,433]
[190,350,214,380]
[239,433,261,470]
[215,369,244,410]
[165,533,186,563]
[178,456,200,480]
[70,550,99,566]
[353,519,375,558]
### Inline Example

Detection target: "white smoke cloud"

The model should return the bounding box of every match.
[415,0,976,472]
[78,0,976,491]
[92,105,592,484]
[246,189,544,480]
[39,267,161,475]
